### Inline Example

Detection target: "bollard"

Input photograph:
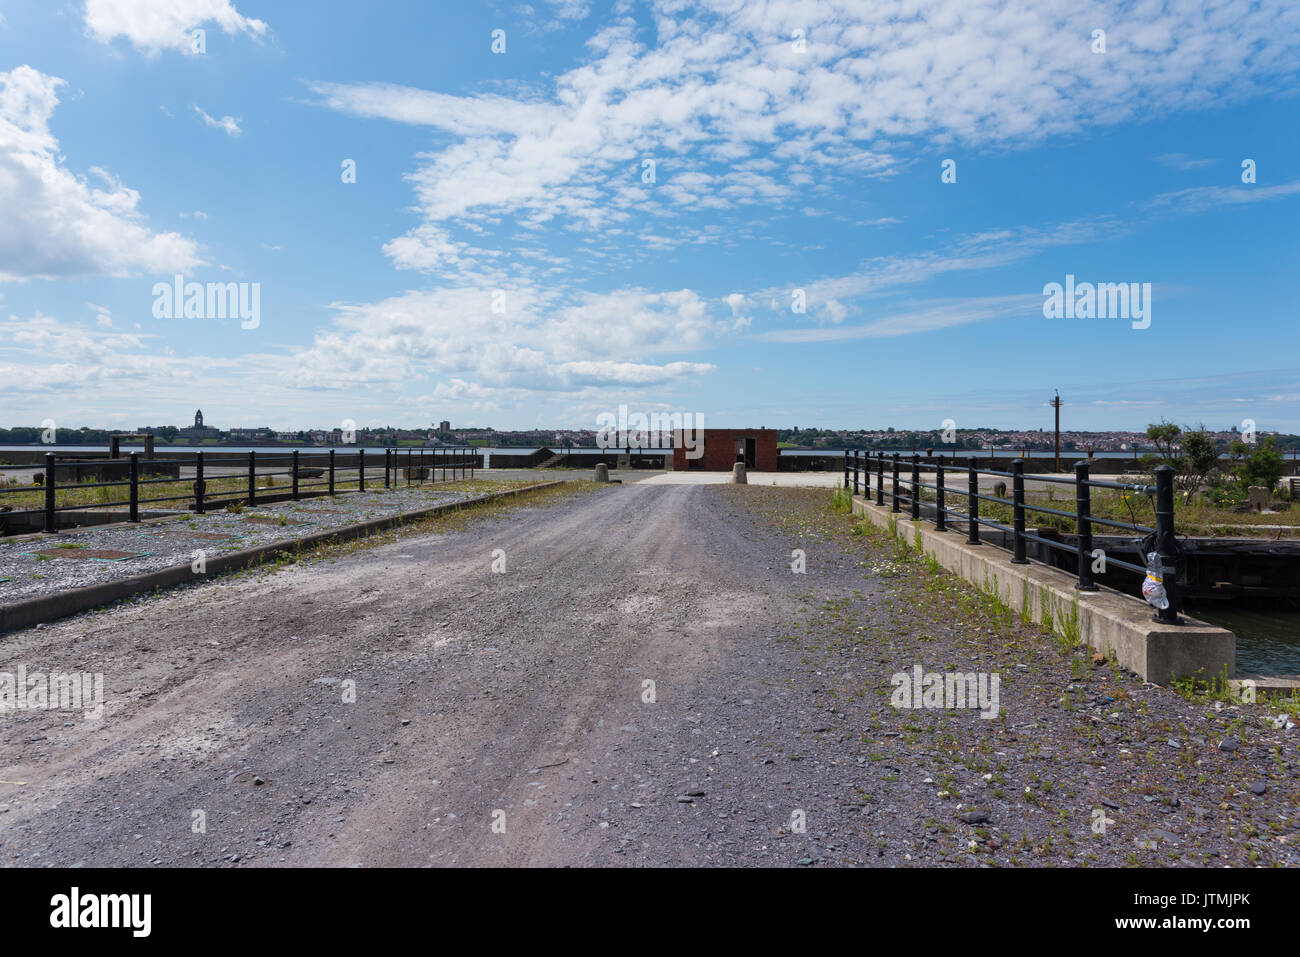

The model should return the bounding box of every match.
[967,457,980,545]
[891,454,900,513]
[911,453,921,520]
[44,452,56,533]
[195,451,206,514]
[1011,459,1027,564]
[1075,461,1098,591]
[1153,465,1182,624]
[129,452,140,522]
[292,450,300,501]
[248,450,257,506]
[935,455,946,532]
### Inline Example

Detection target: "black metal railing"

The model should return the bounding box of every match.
[0,446,478,536]
[844,449,1182,623]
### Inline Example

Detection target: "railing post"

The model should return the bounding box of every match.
[875,453,884,506]
[852,451,859,495]
[1075,460,1098,591]
[329,448,336,496]
[891,454,900,513]
[967,457,980,545]
[384,448,391,488]
[935,455,946,531]
[910,453,921,520]
[248,450,256,506]
[292,449,300,501]
[844,450,850,490]
[359,448,366,492]
[1011,458,1027,564]
[1153,465,1182,624]
[195,451,205,514]
[44,452,56,532]
[129,452,140,522]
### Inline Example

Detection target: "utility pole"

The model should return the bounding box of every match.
[1050,390,1063,472]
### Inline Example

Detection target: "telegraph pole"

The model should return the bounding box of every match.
[1050,390,1063,472]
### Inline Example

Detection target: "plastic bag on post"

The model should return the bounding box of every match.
[1141,550,1169,610]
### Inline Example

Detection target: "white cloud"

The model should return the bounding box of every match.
[286,285,731,399]
[311,0,1300,281]
[1152,153,1216,171]
[0,66,201,281]
[1147,180,1300,214]
[193,105,241,136]
[84,0,268,56]
[756,295,1040,342]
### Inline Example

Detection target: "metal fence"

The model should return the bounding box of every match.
[0,447,478,535]
[844,450,1183,624]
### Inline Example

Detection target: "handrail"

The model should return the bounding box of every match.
[843,449,1182,624]
[0,447,479,537]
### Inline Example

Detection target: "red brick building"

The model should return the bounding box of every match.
[669,428,779,471]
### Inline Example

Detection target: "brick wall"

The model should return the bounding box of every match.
[671,429,779,471]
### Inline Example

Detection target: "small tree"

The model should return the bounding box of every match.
[1238,437,1285,491]
[1179,426,1219,500]
[1145,421,1181,462]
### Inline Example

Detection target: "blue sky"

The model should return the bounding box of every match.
[2,0,1298,434]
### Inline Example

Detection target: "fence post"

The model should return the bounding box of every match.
[129,452,140,522]
[44,452,56,532]
[891,454,900,513]
[292,450,300,501]
[967,456,980,545]
[852,451,859,495]
[195,451,205,514]
[1011,458,1027,564]
[910,453,921,520]
[1075,461,1098,591]
[844,451,850,490]
[1153,465,1182,624]
[384,448,391,489]
[329,449,336,496]
[876,454,884,506]
[359,449,366,493]
[248,450,256,506]
[935,455,946,531]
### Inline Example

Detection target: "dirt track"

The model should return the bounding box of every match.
[1,481,1295,867]
[0,483,846,866]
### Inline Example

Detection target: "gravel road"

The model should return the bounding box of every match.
[1,482,1295,867]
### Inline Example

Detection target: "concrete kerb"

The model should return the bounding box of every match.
[0,481,564,634]
[851,495,1236,684]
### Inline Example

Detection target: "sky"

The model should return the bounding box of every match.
[1,0,1298,435]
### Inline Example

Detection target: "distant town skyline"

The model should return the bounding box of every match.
[2,2,1298,431]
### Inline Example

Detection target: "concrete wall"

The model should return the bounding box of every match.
[851,495,1236,684]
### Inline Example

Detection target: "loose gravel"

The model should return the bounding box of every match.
[0,481,527,602]
[0,482,1295,867]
